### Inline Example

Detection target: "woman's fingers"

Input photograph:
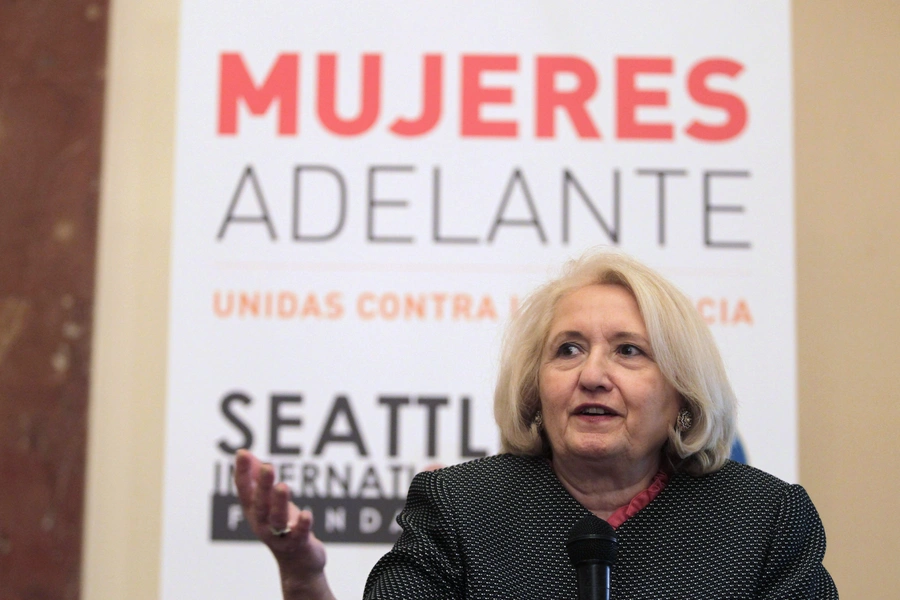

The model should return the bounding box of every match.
[234,450,314,546]
[235,449,262,515]
[268,482,292,534]
[234,454,328,577]
[253,461,276,528]
[268,484,315,540]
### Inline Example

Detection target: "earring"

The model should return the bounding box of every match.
[676,409,693,432]
[533,410,544,429]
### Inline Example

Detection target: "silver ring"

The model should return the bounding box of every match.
[269,525,291,537]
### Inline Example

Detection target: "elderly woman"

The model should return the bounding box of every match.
[236,250,837,599]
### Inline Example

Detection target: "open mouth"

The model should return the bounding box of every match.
[577,406,615,416]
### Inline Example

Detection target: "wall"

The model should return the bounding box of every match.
[794,1,900,591]
[0,2,108,598]
[80,1,176,599]
[80,1,900,598]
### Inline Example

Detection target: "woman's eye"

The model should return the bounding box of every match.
[618,343,644,357]
[556,342,581,358]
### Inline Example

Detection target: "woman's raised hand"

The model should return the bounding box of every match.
[234,449,336,600]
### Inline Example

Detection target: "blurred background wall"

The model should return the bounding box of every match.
[0,1,108,598]
[1,1,897,598]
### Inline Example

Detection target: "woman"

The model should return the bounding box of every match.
[235,250,838,599]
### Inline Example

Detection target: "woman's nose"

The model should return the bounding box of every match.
[578,351,612,391]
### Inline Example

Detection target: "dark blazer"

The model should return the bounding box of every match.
[364,454,837,599]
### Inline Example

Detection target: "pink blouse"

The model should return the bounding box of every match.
[606,470,669,529]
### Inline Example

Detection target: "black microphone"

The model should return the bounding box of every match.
[566,514,618,600]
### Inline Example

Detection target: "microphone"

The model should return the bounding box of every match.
[566,514,618,600]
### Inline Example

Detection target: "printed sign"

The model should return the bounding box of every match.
[162,2,792,598]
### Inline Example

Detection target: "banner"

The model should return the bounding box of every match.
[162,2,793,597]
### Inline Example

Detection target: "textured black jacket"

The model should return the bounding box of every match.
[364,454,837,599]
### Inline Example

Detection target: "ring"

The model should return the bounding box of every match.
[269,525,291,537]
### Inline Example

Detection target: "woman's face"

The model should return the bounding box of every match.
[538,284,680,474]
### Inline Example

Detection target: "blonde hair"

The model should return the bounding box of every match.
[494,249,736,476]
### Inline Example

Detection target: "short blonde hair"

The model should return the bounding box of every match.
[494,249,736,476]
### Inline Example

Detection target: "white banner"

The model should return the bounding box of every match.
[162,2,793,598]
